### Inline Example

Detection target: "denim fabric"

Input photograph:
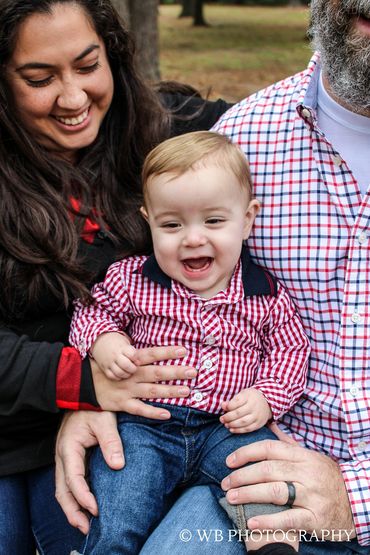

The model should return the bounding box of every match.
[0,464,84,555]
[141,486,369,555]
[83,404,278,554]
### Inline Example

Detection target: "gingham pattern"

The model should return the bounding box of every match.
[213,52,370,544]
[70,255,309,417]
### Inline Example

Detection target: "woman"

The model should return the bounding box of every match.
[0,0,230,553]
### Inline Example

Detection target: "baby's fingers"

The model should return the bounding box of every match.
[116,354,137,375]
[220,404,250,424]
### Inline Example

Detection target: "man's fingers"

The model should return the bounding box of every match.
[269,422,298,445]
[222,458,299,491]
[55,488,91,534]
[133,345,186,365]
[226,439,304,468]
[55,456,96,532]
[94,416,125,469]
[225,481,299,507]
[247,507,312,535]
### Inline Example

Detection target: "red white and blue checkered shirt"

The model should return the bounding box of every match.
[70,246,309,418]
[213,52,370,545]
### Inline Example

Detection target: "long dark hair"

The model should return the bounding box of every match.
[0,0,170,321]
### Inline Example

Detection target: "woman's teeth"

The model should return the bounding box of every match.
[55,109,89,126]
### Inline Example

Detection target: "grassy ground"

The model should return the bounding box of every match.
[159,4,312,101]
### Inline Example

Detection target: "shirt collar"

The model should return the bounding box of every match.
[137,244,277,298]
[296,52,321,128]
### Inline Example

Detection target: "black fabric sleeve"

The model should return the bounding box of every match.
[160,92,233,136]
[0,325,63,415]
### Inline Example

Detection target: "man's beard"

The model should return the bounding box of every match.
[310,0,370,113]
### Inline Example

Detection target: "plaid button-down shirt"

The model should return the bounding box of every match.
[70,246,309,418]
[214,52,370,544]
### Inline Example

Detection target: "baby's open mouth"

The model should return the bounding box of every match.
[182,257,213,272]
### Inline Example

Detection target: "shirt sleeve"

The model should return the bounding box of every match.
[0,326,98,415]
[160,92,233,136]
[253,283,311,420]
[340,460,370,545]
[70,261,132,358]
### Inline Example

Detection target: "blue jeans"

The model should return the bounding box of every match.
[142,486,369,555]
[83,405,277,554]
[0,464,84,555]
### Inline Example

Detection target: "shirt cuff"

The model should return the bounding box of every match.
[253,380,292,421]
[56,347,100,411]
[340,460,370,545]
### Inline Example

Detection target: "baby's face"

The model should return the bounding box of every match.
[142,164,259,299]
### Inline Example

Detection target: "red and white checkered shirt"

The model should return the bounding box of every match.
[70,246,309,418]
[213,52,370,544]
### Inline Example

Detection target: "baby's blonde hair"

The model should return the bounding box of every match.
[142,131,252,204]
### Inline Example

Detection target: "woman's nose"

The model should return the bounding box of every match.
[56,80,88,111]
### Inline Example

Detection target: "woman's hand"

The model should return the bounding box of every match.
[92,345,197,418]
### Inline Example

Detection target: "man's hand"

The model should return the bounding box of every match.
[221,438,356,539]
[56,346,196,532]
[220,388,272,433]
[55,410,122,534]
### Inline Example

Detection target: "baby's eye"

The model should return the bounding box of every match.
[206,218,225,225]
[161,222,181,229]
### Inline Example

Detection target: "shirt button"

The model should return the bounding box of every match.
[193,391,203,402]
[357,441,367,451]
[349,385,359,397]
[358,232,367,244]
[204,335,216,346]
[301,108,311,119]
[351,312,363,324]
[332,154,343,167]
[203,359,213,369]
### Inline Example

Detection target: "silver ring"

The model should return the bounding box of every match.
[286,481,296,507]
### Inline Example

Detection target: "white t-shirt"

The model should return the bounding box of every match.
[317,71,370,196]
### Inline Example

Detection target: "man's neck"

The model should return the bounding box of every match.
[322,73,370,118]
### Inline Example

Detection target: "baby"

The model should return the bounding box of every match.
[70,131,310,554]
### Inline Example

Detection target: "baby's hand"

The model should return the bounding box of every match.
[90,332,137,380]
[220,388,272,434]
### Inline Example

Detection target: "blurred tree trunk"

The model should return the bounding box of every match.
[193,0,207,26]
[111,0,160,82]
[179,0,208,26]
[179,0,193,17]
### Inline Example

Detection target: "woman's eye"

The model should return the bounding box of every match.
[26,76,53,88]
[78,61,101,74]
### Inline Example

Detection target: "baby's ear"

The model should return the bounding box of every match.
[140,206,149,221]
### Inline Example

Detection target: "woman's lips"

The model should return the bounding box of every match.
[52,107,91,130]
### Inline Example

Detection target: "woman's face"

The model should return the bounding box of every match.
[6,2,114,162]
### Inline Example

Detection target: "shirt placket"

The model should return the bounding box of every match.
[190,300,222,412]
[340,198,370,460]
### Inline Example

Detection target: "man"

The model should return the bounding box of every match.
[56,1,370,553]
[210,0,370,551]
